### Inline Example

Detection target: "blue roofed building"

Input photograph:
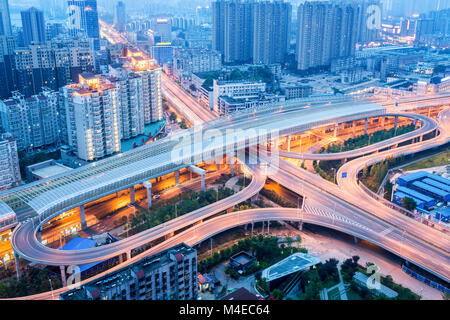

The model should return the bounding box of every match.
[59,237,117,276]
[395,186,436,209]
[393,192,425,209]
[422,178,450,193]
[435,207,450,223]
[412,181,450,202]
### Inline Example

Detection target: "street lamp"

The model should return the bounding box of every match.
[49,278,54,300]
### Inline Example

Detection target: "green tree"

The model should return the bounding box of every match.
[271,289,285,300]
[402,197,417,211]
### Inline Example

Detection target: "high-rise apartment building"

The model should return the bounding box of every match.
[212,0,254,64]
[67,0,100,50]
[0,35,16,99]
[60,73,121,161]
[252,0,291,65]
[107,66,145,140]
[21,7,46,46]
[0,133,21,191]
[296,1,360,71]
[0,0,12,36]
[0,89,60,151]
[114,1,126,33]
[13,37,94,97]
[60,243,198,300]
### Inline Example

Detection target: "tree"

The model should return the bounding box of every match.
[271,289,285,300]
[402,197,417,211]
[169,112,177,122]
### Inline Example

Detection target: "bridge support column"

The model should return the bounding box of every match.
[188,166,206,192]
[286,135,291,152]
[353,237,359,244]
[298,222,303,231]
[143,181,152,209]
[352,121,357,138]
[79,205,87,229]
[394,115,398,131]
[60,266,67,287]
[126,251,131,261]
[37,226,42,243]
[229,153,235,176]
[251,222,254,235]
[419,135,423,142]
[341,158,347,164]
[14,251,20,280]
[334,124,338,138]
[175,170,180,186]
[267,221,270,234]
[130,186,135,204]
[364,118,368,135]
[119,253,124,264]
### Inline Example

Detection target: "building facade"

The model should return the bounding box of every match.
[296,1,360,71]
[60,73,121,161]
[252,0,291,65]
[67,0,100,50]
[21,7,46,46]
[60,243,198,300]
[0,133,21,191]
[173,48,222,81]
[0,89,59,151]
[114,1,126,33]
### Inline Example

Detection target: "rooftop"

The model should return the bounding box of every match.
[261,253,321,282]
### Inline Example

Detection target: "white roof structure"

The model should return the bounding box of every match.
[261,252,321,282]
[0,98,385,228]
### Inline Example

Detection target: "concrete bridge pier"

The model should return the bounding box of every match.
[37,226,42,243]
[286,135,291,151]
[298,222,303,231]
[14,251,20,280]
[251,222,254,235]
[130,186,135,204]
[60,265,67,287]
[364,118,368,135]
[229,153,235,176]
[334,124,339,138]
[126,251,131,261]
[79,205,87,229]
[175,170,180,186]
[143,181,152,209]
[188,166,206,192]
[354,236,359,244]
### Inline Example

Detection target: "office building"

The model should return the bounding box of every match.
[212,0,254,64]
[0,89,60,151]
[114,1,126,33]
[60,243,198,300]
[0,0,12,36]
[173,48,222,81]
[60,73,121,161]
[252,0,291,65]
[0,133,21,191]
[67,0,100,50]
[152,43,174,66]
[21,7,46,46]
[153,18,172,43]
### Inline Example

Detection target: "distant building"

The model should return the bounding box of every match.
[0,89,59,151]
[114,1,126,33]
[60,243,198,300]
[281,85,312,100]
[0,0,12,36]
[228,251,256,273]
[0,133,21,191]
[173,48,222,81]
[296,1,360,71]
[212,79,266,112]
[153,18,172,43]
[218,93,285,115]
[21,7,46,46]
[252,0,291,65]
[152,43,174,66]
[212,0,253,64]
[67,0,100,50]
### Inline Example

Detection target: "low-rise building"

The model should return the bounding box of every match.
[218,94,285,115]
[212,80,266,113]
[281,85,313,100]
[26,159,72,182]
